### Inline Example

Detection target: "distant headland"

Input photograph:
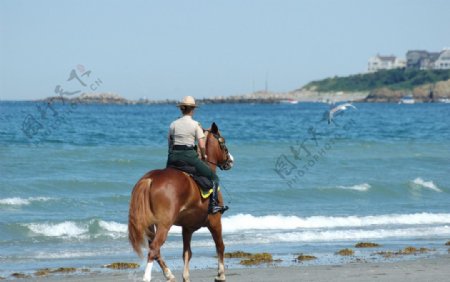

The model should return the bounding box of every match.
[42,69,450,104]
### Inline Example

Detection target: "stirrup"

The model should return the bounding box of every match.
[209,204,229,214]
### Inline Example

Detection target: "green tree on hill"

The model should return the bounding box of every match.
[304,69,450,92]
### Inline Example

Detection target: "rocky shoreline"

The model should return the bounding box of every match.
[363,78,450,102]
[42,91,366,105]
[41,79,450,105]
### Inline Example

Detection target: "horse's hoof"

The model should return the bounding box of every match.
[214,278,226,282]
[166,276,176,282]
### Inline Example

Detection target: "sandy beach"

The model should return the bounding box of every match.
[14,254,449,282]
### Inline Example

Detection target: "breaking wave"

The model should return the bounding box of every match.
[26,221,86,238]
[337,183,371,192]
[0,197,53,206]
[20,212,450,243]
[226,226,450,245]
[220,212,450,232]
[22,219,128,240]
[411,178,442,192]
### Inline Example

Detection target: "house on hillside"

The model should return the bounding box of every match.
[406,49,450,70]
[406,50,440,69]
[367,55,406,72]
[434,49,450,70]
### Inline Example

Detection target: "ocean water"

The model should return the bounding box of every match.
[1,101,450,277]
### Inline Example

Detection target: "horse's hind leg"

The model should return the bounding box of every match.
[146,224,156,244]
[156,255,175,282]
[207,217,226,282]
[182,227,194,282]
[143,225,175,282]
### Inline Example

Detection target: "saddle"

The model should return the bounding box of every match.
[168,160,214,198]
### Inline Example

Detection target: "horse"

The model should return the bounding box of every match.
[128,122,233,282]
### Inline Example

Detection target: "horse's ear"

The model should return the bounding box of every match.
[211,122,219,134]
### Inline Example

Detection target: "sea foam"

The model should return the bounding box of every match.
[22,213,450,240]
[23,219,129,240]
[25,221,86,238]
[252,225,450,244]
[337,183,371,192]
[219,212,450,232]
[117,212,450,235]
[412,178,442,192]
[0,197,53,206]
[35,251,101,259]
[99,220,128,233]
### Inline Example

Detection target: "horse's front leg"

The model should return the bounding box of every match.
[207,216,226,282]
[182,227,193,282]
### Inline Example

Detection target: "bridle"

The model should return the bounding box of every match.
[204,130,233,171]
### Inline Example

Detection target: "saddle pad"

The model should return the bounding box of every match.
[167,162,214,199]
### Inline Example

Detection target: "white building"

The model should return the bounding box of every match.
[368,55,406,72]
[434,48,450,70]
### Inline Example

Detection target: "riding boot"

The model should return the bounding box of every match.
[208,181,228,214]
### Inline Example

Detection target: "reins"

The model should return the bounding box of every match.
[202,128,234,204]
[203,129,231,170]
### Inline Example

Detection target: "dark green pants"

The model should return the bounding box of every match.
[167,149,219,183]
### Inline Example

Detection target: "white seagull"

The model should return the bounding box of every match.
[327,103,357,124]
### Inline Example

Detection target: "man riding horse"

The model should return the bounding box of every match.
[128,97,233,281]
[167,96,228,214]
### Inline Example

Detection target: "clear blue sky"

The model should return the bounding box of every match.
[1,0,449,101]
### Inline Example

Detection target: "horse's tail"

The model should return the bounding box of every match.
[128,178,154,257]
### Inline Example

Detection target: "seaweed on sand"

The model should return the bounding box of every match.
[105,262,140,270]
[336,248,354,256]
[355,242,380,248]
[296,254,317,262]
[375,246,431,258]
[11,273,30,279]
[51,267,77,273]
[224,251,253,258]
[239,253,274,266]
[225,251,280,265]
[35,268,51,276]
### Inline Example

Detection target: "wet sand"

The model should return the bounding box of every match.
[17,254,450,282]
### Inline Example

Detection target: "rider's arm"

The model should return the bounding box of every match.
[195,123,207,160]
[168,124,174,150]
[198,137,207,160]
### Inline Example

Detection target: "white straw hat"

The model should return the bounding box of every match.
[177,96,197,107]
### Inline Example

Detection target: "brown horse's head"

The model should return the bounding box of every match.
[205,122,234,171]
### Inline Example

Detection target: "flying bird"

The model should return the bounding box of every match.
[327,103,357,124]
